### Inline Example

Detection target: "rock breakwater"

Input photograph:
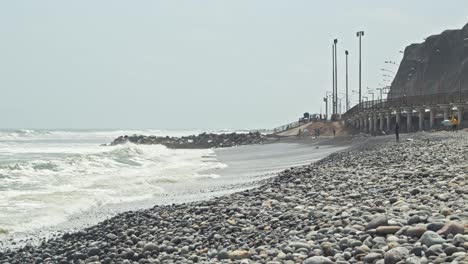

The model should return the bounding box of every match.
[1,132,467,263]
[109,132,267,149]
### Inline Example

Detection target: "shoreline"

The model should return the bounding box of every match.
[1,131,467,263]
[0,138,348,251]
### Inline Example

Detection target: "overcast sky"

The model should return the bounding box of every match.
[1,1,467,130]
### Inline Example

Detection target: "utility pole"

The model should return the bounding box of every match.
[332,44,335,115]
[334,39,338,116]
[345,50,349,111]
[323,96,328,120]
[356,31,364,108]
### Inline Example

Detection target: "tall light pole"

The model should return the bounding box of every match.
[357,31,364,108]
[332,44,335,115]
[323,96,328,120]
[334,39,338,116]
[345,50,349,111]
[324,91,331,120]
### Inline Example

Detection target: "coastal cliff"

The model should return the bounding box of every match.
[389,23,468,97]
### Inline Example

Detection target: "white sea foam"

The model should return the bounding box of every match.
[0,129,227,234]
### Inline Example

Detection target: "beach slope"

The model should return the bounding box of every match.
[1,132,467,263]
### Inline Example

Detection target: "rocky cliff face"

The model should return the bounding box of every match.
[389,23,468,98]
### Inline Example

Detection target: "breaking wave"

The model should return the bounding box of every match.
[0,130,226,234]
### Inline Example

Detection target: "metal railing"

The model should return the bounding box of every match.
[343,90,468,118]
[272,121,302,134]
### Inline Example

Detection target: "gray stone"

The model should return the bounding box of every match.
[366,216,388,230]
[105,233,118,240]
[427,222,445,232]
[362,252,383,263]
[303,256,333,264]
[218,250,229,260]
[425,244,443,257]
[405,256,422,264]
[410,246,424,257]
[453,234,468,246]
[73,252,87,261]
[420,231,446,247]
[383,247,409,264]
[289,241,311,250]
[444,246,464,256]
[408,215,422,225]
[143,243,158,253]
[87,247,100,257]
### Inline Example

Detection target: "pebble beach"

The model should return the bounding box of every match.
[1,131,467,264]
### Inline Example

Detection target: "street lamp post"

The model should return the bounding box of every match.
[357,31,365,107]
[334,39,338,116]
[345,50,349,111]
[332,44,335,115]
[324,91,332,120]
[323,95,328,120]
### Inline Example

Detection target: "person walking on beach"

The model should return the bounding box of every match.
[395,122,400,142]
[450,116,458,132]
[297,128,303,138]
[333,129,336,137]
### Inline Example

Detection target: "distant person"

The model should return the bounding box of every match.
[450,117,458,132]
[395,123,400,142]
[333,129,336,137]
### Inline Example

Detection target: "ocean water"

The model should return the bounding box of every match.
[0,129,230,235]
[0,129,347,246]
